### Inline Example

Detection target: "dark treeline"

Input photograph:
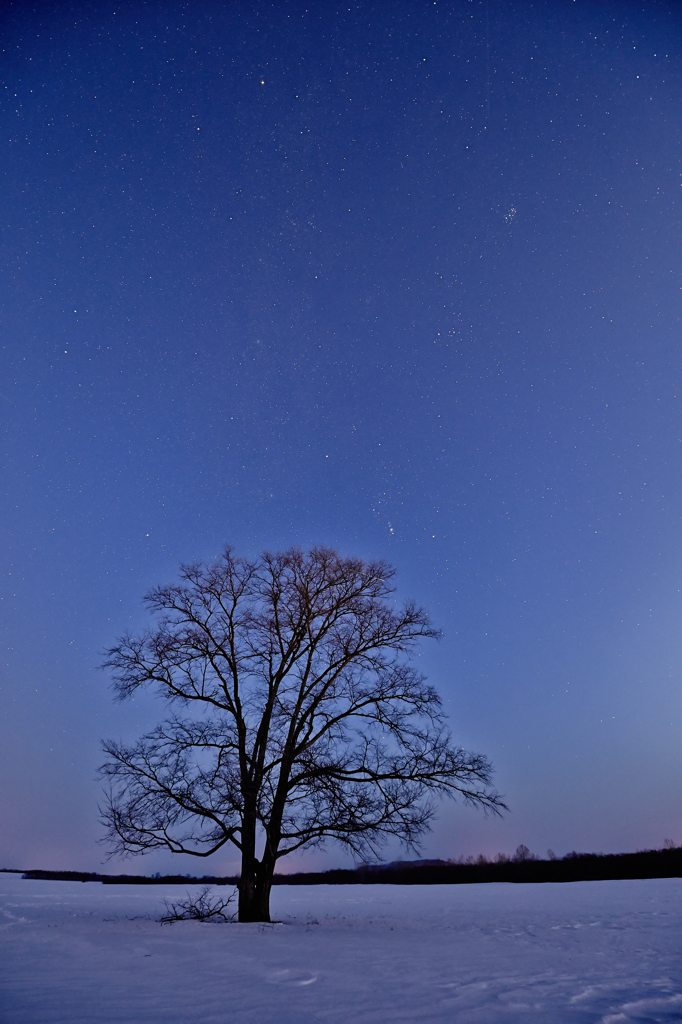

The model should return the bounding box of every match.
[277,846,682,885]
[18,844,682,886]
[20,870,239,885]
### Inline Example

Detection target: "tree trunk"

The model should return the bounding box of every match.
[238,797,266,922]
[238,859,274,922]
[238,796,277,922]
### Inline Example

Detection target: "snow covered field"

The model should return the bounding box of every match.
[1,871,681,1023]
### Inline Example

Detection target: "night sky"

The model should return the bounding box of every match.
[2,0,682,876]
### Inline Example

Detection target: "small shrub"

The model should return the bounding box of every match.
[160,885,237,924]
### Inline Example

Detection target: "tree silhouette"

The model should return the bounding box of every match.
[100,546,505,921]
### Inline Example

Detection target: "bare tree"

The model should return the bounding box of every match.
[100,546,505,922]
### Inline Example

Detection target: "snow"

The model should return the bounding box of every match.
[1,871,681,1023]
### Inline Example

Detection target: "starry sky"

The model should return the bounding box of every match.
[2,0,682,876]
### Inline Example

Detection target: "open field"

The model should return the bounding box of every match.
[1,872,681,1023]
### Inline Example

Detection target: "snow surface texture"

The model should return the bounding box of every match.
[1,873,681,1023]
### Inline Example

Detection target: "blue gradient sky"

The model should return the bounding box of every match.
[2,0,682,876]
